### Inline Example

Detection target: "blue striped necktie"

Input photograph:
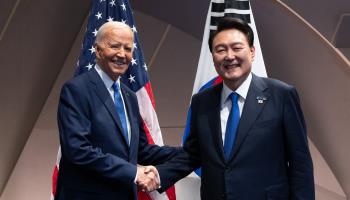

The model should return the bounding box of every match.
[224,92,240,160]
[112,83,128,144]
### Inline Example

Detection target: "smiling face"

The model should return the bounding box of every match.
[95,24,134,81]
[212,28,255,90]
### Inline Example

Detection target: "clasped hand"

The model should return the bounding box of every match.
[136,165,160,192]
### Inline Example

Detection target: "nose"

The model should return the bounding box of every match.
[225,49,235,60]
[116,48,126,58]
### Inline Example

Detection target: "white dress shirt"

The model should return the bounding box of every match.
[95,65,131,144]
[220,73,252,145]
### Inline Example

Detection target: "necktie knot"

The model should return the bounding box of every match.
[229,92,239,104]
[112,82,120,92]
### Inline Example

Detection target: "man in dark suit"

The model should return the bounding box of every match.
[156,17,315,199]
[56,21,177,200]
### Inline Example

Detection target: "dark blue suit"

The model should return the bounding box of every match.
[157,74,314,200]
[56,69,177,200]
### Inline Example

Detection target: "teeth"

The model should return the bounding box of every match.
[114,61,125,65]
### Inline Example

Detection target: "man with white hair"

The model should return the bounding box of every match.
[56,21,177,200]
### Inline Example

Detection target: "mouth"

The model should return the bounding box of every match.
[111,59,127,66]
[223,63,240,70]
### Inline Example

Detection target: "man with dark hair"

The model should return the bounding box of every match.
[208,17,254,51]
[155,17,315,200]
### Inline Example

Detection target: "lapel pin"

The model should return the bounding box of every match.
[256,96,267,104]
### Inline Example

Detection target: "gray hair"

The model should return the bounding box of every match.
[95,21,134,44]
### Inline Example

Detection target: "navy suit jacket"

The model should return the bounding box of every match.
[157,74,315,200]
[56,69,177,200]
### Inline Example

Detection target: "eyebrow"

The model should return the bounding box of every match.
[215,42,244,48]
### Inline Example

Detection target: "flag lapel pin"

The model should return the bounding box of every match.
[256,96,267,104]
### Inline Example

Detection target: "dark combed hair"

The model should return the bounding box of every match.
[208,17,254,52]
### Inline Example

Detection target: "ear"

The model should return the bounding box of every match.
[94,44,101,59]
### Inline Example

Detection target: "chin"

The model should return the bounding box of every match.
[223,71,241,79]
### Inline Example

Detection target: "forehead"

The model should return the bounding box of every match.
[213,28,249,45]
[102,27,133,44]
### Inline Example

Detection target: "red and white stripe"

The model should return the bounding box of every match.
[136,82,176,200]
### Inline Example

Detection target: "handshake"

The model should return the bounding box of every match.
[136,165,160,192]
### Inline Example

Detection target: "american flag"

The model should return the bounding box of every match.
[51,0,176,200]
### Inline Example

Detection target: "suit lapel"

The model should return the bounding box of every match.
[88,70,129,147]
[207,84,227,162]
[230,75,270,160]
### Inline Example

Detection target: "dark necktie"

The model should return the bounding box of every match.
[224,92,240,160]
[112,83,128,144]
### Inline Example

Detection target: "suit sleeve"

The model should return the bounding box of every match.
[136,116,180,166]
[283,86,315,199]
[57,82,136,185]
[135,100,180,166]
[155,96,202,192]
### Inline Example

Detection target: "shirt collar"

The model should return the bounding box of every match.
[221,73,252,106]
[94,64,121,89]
